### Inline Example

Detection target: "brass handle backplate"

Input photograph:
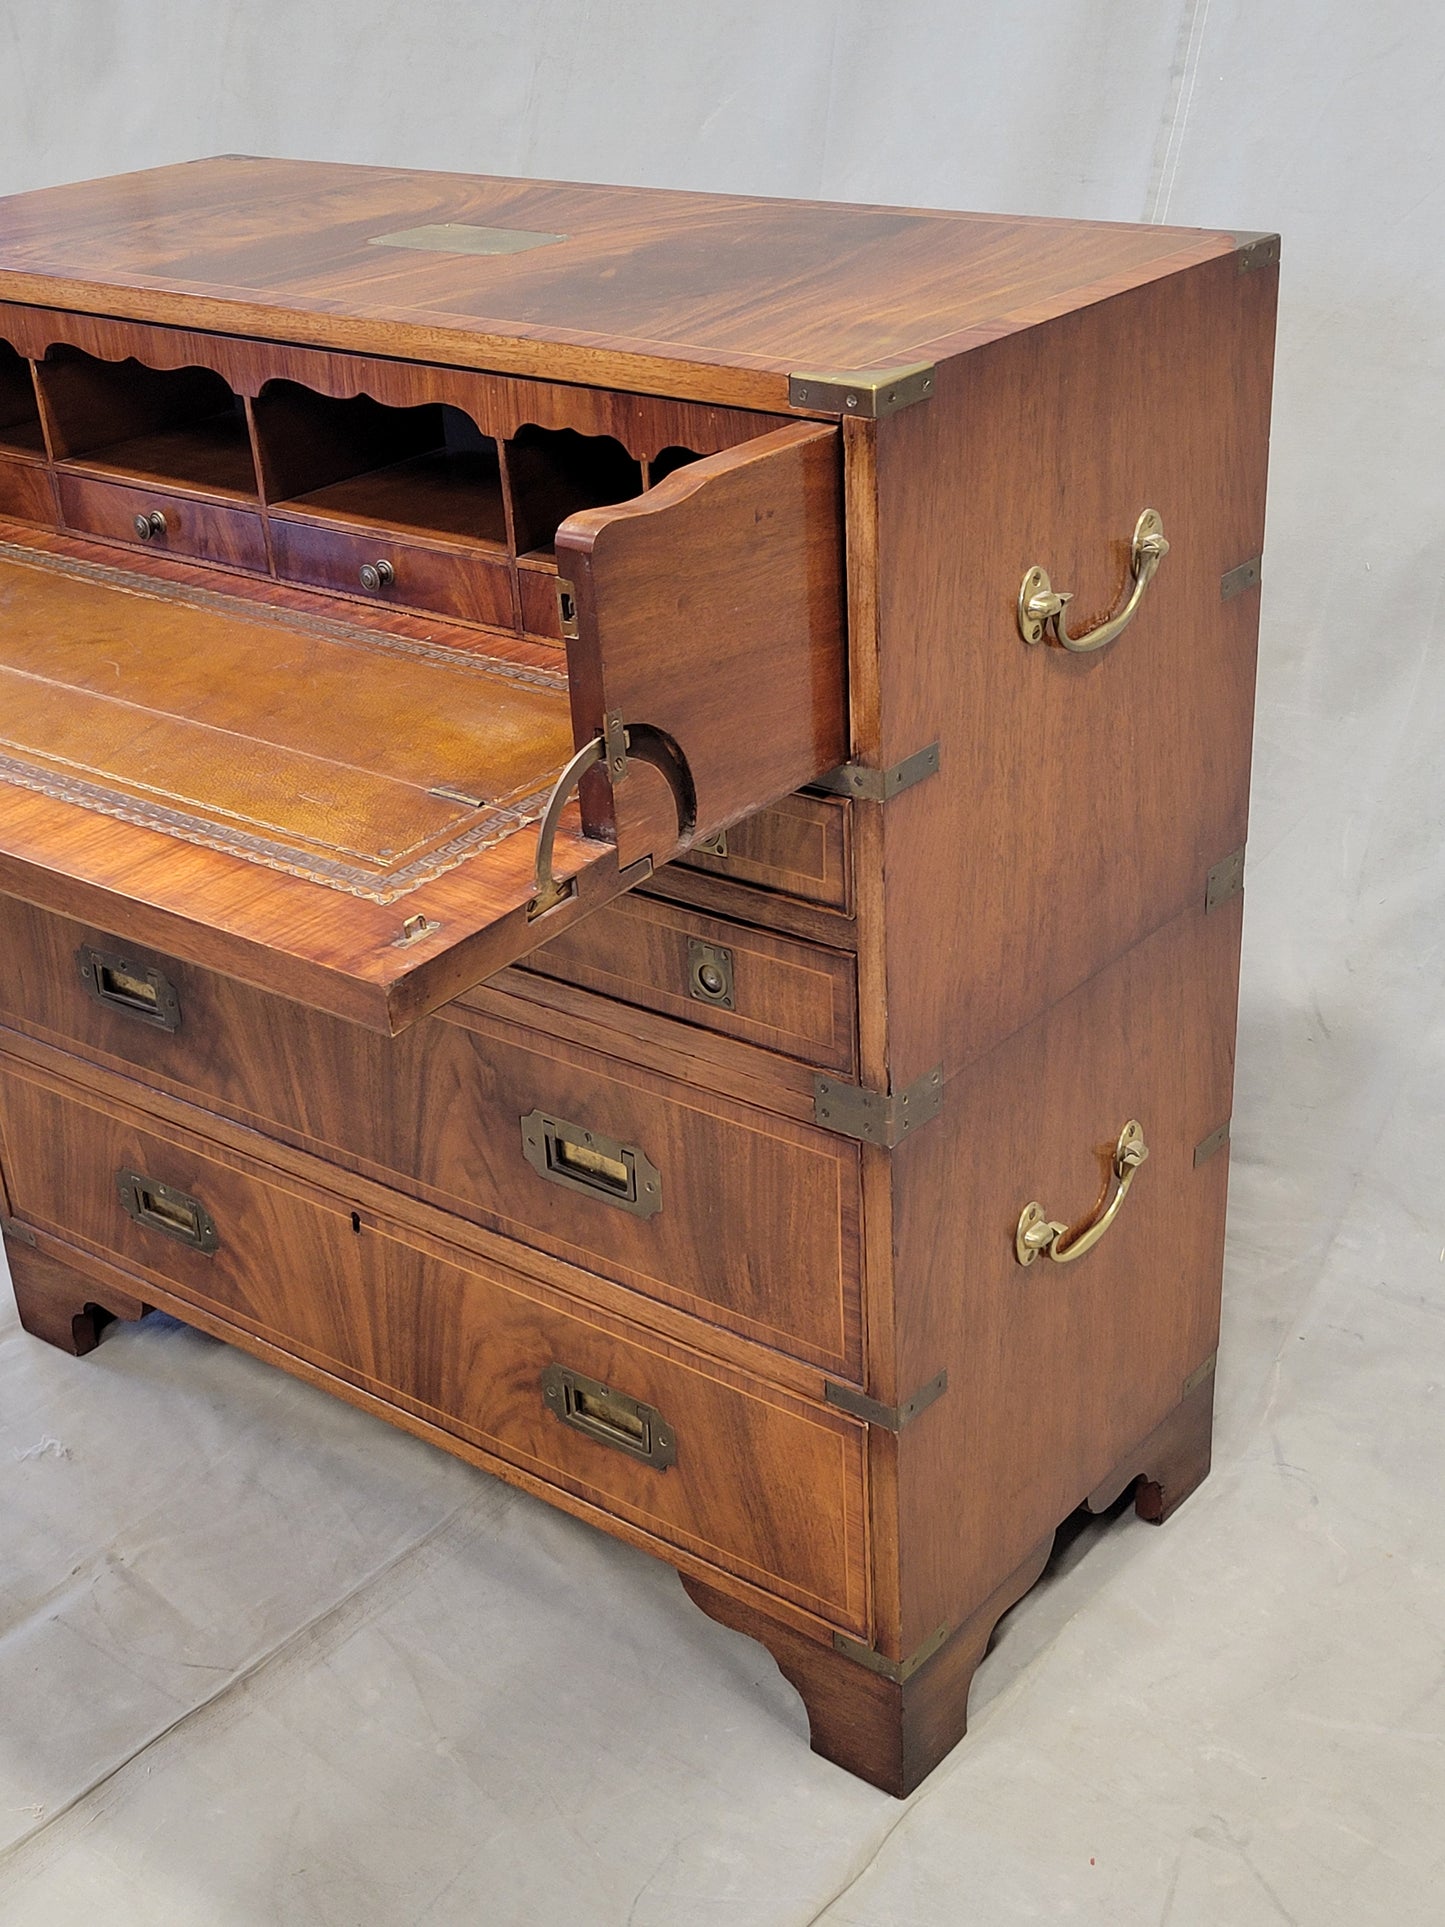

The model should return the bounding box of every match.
[116,1168,218,1254]
[521,1109,661,1218]
[541,1362,676,1468]
[1015,1120,1148,1266]
[77,945,181,1031]
[1018,510,1169,653]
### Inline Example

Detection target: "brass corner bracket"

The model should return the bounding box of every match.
[1233,232,1281,274]
[814,1066,943,1147]
[813,742,940,803]
[1205,846,1245,912]
[834,1619,952,1684]
[788,362,935,419]
[824,1369,948,1434]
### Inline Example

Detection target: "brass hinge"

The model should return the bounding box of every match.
[1182,1353,1218,1399]
[602,710,630,784]
[814,1066,943,1146]
[813,741,940,802]
[1193,1121,1231,1167]
[824,1368,948,1433]
[0,1216,37,1248]
[1233,232,1281,274]
[1205,846,1245,911]
[1221,556,1263,601]
[788,362,935,419]
[834,1619,951,1684]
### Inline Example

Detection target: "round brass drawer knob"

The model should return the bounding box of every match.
[133,510,167,540]
[695,962,727,998]
[359,560,395,593]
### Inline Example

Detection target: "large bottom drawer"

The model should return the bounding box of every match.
[0,1057,870,1636]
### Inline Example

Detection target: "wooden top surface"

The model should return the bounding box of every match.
[0,157,1238,407]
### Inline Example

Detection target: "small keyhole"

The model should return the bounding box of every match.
[350,1211,362,1234]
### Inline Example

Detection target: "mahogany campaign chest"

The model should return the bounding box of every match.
[0,159,1277,1796]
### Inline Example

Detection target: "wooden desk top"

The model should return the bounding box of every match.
[0,157,1236,408]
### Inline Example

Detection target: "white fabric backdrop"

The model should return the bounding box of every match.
[1,6,1442,1921]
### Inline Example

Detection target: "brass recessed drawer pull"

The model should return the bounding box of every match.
[358,559,395,592]
[521,1108,662,1217]
[116,1168,219,1254]
[77,945,182,1030]
[542,1363,676,1468]
[1018,510,1169,652]
[132,509,168,541]
[1015,1119,1148,1266]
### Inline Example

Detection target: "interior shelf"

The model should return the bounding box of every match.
[508,425,644,559]
[256,384,508,549]
[0,338,45,458]
[37,348,260,501]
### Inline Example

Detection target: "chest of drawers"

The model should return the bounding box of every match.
[0,159,1276,1796]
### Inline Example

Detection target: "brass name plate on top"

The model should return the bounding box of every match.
[368,223,568,256]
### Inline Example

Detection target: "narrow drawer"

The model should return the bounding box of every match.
[517,894,858,1073]
[518,561,562,641]
[0,902,862,1376]
[270,515,514,628]
[56,472,268,571]
[0,1061,869,1636]
[673,791,851,910]
[0,455,55,526]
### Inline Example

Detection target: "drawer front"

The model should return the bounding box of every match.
[0,1062,869,1634]
[518,561,562,641]
[270,516,514,628]
[517,894,857,1073]
[674,792,851,910]
[0,902,861,1375]
[56,472,268,571]
[0,455,55,527]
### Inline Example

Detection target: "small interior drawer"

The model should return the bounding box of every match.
[515,892,858,1073]
[269,515,514,628]
[0,456,55,527]
[0,1059,869,1636]
[673,792,852,911]
[56,472,268,572]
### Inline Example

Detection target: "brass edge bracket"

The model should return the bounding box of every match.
[1205,846,1245,912]
[824,1368,948,1433]
[813,1066,943,1147]
[1233,232,1282,273]
[0,1216,37,1247]
[833,1619,951,1684]
[1221,556,1263,601]
[1193,1121,1231,1167]
[1182,1353,1218,1399]
[788,362,936,419]
[813,741,940,802]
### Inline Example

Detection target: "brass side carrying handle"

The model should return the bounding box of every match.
[1018,510,1169,653]
[1015,1120,1148,1266]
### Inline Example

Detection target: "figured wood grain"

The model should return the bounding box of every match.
[668,790,852,910]
[0,455,55,525]
[56,472,268,570]
[0,1060,869,1633]
[559,421,846,854]
[0,902,862,1373]
[869,248,1277,1088]
[0,159,1236,409]
[269,514,514,627]
[888,898,1241,1651]
[517,890,858,1073]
